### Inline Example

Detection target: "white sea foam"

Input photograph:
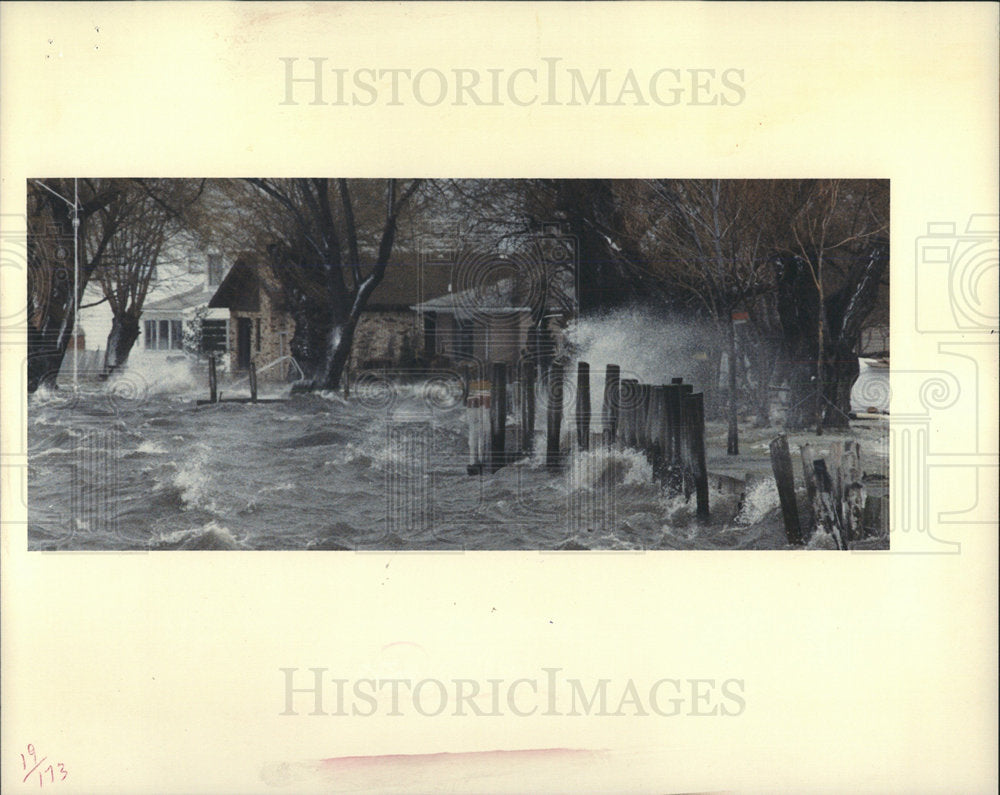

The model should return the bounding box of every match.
[153,521,244,550]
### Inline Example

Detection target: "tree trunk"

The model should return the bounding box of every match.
[27,283,78,391]
[726,316,739,454]
[102,315,141,377]
[28,324,71,392]
[824,350,858,428]
[815,297,825,436]
[313,320,357,391]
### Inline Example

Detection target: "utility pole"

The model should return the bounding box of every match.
[33,179,81,390]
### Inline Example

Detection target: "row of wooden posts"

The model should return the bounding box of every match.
[769,434,868,549]
[480,360,710,519]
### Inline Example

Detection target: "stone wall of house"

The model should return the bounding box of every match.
[227,290,296,382]
[349,310,422,371]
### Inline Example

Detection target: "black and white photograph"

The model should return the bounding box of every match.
[28,178,890,551]
[2,3,996,794]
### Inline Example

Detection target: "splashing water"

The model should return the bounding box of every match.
[565,308,716,416]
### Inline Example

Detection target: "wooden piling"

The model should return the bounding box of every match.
[813,459,847,550]
[799,443,818,528]
[664,383,682,493]
[678,384,694,497]
[650,386,667,483]
[769,434,803,545]
[829,441,844,523]
[576,361,591,451]
[636,384,651,456]
[490,362,507,471]
[521,358,536,456]
[208,354,218,403]
[602,364,620,447]
[249,361,258,404]
[620,379,639,449]
[685,392,710,519]
[546,361,564,468]
[842,440,865,542]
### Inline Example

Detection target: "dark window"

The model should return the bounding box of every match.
[144,320,156,349]
[207,253,224,286]
[255,318,261,353]
[170,320,183,350]
[200,319,228,354]
[158,320,170,351]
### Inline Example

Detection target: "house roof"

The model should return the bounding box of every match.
[206,256,490,315]
[144,285,218,313]
[412,277,532,315]
[365,263,452,309]
[208,255,287,311]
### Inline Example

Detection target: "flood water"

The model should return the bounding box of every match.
[27,368,789,551]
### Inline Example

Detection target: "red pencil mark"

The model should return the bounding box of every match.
[22,757,48,783]
[18,745,67,787]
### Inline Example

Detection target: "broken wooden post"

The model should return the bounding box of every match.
[208,354,218,403]
[769,434,803,545]
[521,357,536,456]
[685,392,710,519]
[546,361,564,468]
[249,361,258,404]
[829,441,844,524]
[862,493,886,538]
[840,440,865,543]
[602,364,620,447]
[813,459,847,550]
[490,362,507,472]
[844,482,867,544]
[576,361,591,451]
[620,379,639,449]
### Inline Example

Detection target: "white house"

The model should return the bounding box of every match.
[71,243,233,375]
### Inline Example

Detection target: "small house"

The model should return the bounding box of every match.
[208,255,296,381]
[347,263,453,371]
[412,274,572,372]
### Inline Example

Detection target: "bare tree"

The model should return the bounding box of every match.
[27,179,125,391]
[636,179,775,454]
[238,178,424,390]
[27,178,208,388]
[94,189,171,375]
[771,180,889,431]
